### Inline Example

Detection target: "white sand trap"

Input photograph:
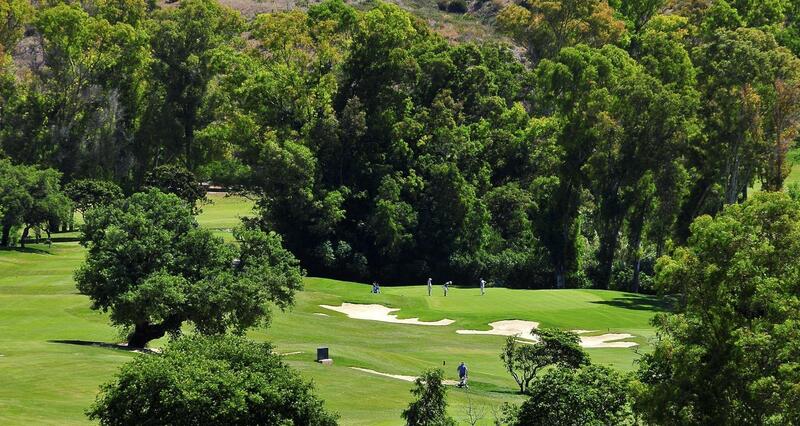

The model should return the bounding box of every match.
[278,351,303,356]
[457,320,637,348]
[579,334,637,348]
[456,320,540,339]
[313,312,329,316]
[319,303,454,326]
[351,367,460,386]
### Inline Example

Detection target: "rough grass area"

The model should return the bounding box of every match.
[0,195,664,425]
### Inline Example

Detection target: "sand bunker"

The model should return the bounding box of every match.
[313,312,329,317]
[351,367,460,386]
[319,303,454,326]
[457,320,637,348]
[578,334,637,348]
[456,320,540,339]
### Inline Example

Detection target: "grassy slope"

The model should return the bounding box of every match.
[0,194,663,425]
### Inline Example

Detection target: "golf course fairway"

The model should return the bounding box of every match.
[0,194,668,425]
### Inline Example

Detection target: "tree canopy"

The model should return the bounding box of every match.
[75,189,303,348]
[88,335,338,425]
[4,0,800,290]
[401,369,456,426]
[635,191,800,424]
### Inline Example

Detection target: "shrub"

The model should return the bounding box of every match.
[88,335,338,425]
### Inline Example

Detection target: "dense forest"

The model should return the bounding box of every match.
[3,0,800,291]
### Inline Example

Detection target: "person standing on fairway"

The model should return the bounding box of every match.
[443,281,451,296]
[457,362,468,388]
[427,277,432,296]
[480,278,485,295]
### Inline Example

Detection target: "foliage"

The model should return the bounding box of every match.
[4,0,800,292]
[143,164,208,210]
[0,0,33,57]
[64,179,124,213]
[87,335,338,425]
[401,369,456,426]
[636,192,800,424]
[0,159,71,247]
[497,0,627,62]
[500,328,588,393]
[511,365,635,426]
[74,189,303,348]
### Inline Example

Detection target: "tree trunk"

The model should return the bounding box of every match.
[628,207,647,294]
[596,221,621,290]
[1,224,10,247]
[555,264,566,289]
[127,318,181,349]
[20,227,30,248]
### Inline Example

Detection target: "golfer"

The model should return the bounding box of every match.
[480,278,485,295]
[427,277,432,296]
[457,362,468,388]
[443,281,451,296]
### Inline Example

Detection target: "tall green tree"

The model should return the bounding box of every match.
[637,191,800,424]
[10,3,150,180]
[140,0,243,173]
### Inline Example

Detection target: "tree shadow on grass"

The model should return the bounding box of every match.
[0,246,52,255]
[590,294,673,312]
[48,339,160,354]
[48,236,81,243]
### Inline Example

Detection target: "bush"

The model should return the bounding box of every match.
[447,0,468,13]
[88,335,338,425]
[511,365,634,426]
[401,369,455,426]
[437,0,448,11]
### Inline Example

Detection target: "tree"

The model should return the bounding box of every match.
[511,365,634,426]
[88,335,338,425]
[142,0,243,172]
[143,164,207,210]
[75,189,303,348]
[500,328,588,394]
[677,27,799,237]
[0,0,33,57]
[18,168,72,247]
[533,44,638,288]
[64,179,124,214]
[615,0,666,31]
[0,159,32,247]
[497,0,626,62]
[761,78,800,191]
[401,369,456,426]
[636,192,800,424]
[19,3,150,181]
[0,160,71,247]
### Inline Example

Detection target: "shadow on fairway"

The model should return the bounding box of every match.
[48,339,159,354]
[0,246,52,255]
[591,295,672,312]
[48,236,81,243]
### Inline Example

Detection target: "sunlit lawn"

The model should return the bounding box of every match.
[0,194,664,425]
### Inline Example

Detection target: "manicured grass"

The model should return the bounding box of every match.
[196,192,256,230]
[0,196,665,425]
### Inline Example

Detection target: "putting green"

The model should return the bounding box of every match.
[0,194,666,425]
